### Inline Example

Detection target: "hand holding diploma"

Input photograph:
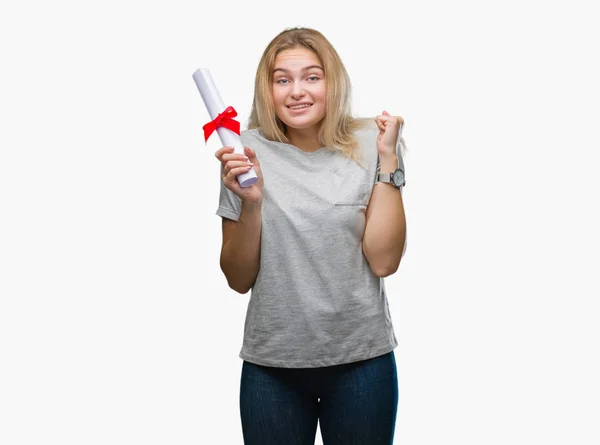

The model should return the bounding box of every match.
[215,145,263,205]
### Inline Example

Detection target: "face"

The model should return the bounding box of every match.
[272,47,327,133]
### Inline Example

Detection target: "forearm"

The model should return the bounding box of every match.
[220,200,262,294]
[362,155,407,277]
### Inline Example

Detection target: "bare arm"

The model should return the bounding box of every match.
[220,200,262,294]
[362,154,407,277]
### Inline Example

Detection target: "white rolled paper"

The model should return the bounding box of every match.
[192,68,258,188]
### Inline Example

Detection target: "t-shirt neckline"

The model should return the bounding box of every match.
[254,129,328,156]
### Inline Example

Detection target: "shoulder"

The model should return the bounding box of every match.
[240,128,261,141]
[240,128,268,150]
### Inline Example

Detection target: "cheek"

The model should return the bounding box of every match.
[315,86,327,103]
[272,88,283,107]
[317,92,326,111]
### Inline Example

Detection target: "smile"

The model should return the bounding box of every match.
[287,104,313,110]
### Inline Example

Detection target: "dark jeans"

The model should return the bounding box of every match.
[239,350,398,445]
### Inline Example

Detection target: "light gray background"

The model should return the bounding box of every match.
[1,0,599,444]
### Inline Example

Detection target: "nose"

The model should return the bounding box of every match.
[291,83,306,100]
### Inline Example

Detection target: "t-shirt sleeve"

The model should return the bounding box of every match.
[215,163,242,222]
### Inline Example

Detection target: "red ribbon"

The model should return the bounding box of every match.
[203,105,240,142]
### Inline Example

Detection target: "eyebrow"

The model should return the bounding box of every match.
[273,65,324,74]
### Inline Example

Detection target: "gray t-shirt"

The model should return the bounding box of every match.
[216,122,406,368]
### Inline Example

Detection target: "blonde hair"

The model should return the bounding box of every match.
[248,27,369,168]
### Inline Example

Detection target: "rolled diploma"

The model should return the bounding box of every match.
[192,68,258,188]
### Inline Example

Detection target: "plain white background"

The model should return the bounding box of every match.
[1,0,599,443]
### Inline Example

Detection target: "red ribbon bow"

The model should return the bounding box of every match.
[203,105,240,142]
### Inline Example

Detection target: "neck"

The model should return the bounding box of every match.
[286,126,322,153]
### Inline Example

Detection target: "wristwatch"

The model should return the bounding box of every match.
[377,168,405,188]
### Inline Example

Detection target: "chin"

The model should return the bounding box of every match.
[281,112,325,129]
[286,121,320,130]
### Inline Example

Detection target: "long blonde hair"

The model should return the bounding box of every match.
[248,27,369,167]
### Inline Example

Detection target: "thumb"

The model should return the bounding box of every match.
[244,146,258,162]
[382,110,390,116]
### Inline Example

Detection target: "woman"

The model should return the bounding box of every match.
[215,26,407,445]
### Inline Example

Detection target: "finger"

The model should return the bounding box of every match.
[222,161,253,178]
[244,146,258,161]
[220,146,235,156]
[222,152,249,163]
[227,164,253,178]
[227,160,254,170]
[378,114,399,130]
[215,146,235,159]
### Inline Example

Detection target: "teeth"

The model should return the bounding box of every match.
[289,104,311,109]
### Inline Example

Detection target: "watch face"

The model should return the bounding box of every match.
[393,169,405,186]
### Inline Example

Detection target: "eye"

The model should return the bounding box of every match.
[307,75,320,81]
[276,78,289,84]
